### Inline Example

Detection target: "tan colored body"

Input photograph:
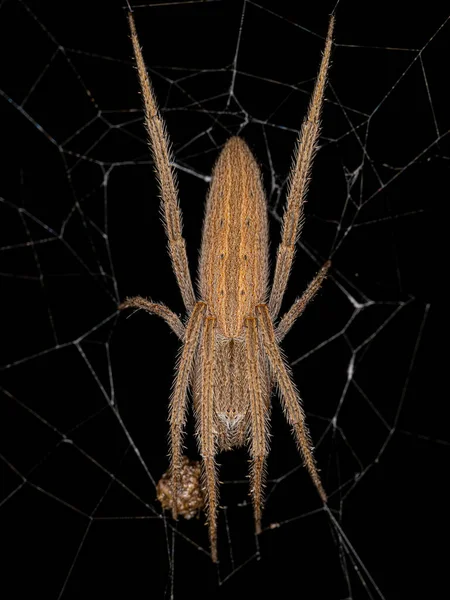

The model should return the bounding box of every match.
[200,137,269,336]
[197,138,270,450]
[123,12,334,563]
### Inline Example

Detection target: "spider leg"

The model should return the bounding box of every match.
[268,17,334,319]
[170,302,206,519]
[199,316,219,562]
[119,297,185,340]
[128,13,196,313]
[275,260,330,343]
[256,304,327,503]
[245,317,269,534]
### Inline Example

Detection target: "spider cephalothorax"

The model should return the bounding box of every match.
[121,11,334,562]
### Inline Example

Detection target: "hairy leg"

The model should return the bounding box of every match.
[275,260,330,342]
[269,17,334,319]
[119,297,185,340]
[256,304,326,502]
[199,316,219,562]
[245,317,269,534]
[128,13,196,313]
[170,302,206,519]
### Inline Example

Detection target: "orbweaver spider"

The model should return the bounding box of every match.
[121,11,334,562]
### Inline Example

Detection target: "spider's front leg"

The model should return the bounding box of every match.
[169,302,206,519]
[245,317,269,534]
[256,304,327,503]
[199,316,219,562]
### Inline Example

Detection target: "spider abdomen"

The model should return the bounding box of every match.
[199,137,269,337]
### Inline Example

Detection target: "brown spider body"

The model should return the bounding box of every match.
[199,137,269,337]
[121,11,335,563]
[194,336,270,452]
[197,137,271,449]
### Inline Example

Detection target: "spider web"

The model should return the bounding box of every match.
[1,0,447,598]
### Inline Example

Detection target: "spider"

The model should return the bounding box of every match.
[120,11,334,562]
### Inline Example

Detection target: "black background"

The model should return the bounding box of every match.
[1,0,447,598]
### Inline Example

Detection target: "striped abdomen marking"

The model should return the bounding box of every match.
[199,137,269,337]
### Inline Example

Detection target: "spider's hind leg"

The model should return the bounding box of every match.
[268,16,334,319]
[128,12,196,313]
